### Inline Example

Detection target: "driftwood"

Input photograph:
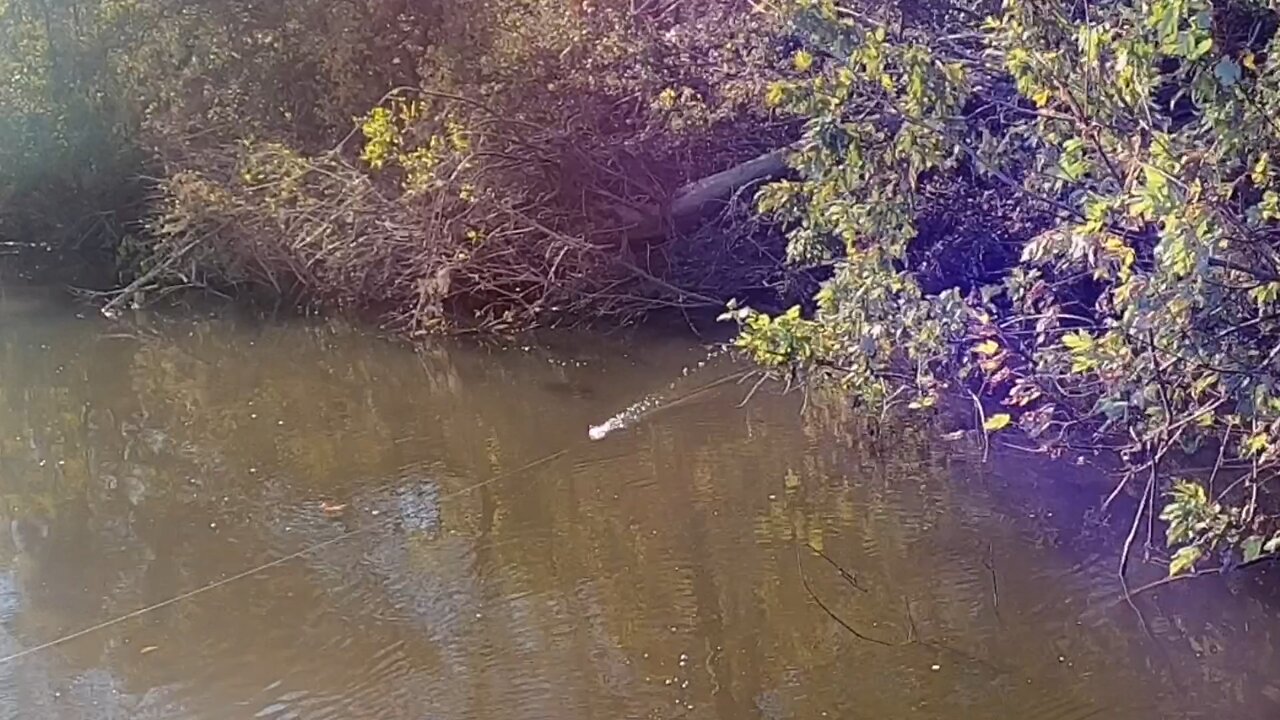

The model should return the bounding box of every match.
[621,146,793,245]
[668,147,790,221]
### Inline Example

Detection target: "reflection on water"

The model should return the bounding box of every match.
[0,283,1278,719]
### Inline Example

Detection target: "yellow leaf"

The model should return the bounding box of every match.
[793,50,814,72]
[1062,331,1094,351]
[764,83,786,108]
[983,413,1012,432]
[973,339,1000,356]
[1253,152,1270,185]
[1245,433,1270,456]
[908,395,937,410]
[1169,545,1203,577]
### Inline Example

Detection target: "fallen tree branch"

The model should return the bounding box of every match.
[795,543,911,646]
[623,146,794,245]
[101,221,230,316]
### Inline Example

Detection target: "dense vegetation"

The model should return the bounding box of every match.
[1,0,810,331]
[4,0,1280,578]
[734,0,1280,578]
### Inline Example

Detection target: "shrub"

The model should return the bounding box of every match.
[1,0,805,327]
[133,0,804,331]
[735,0,1280,576]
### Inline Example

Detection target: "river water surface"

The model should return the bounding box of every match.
[1,282,1279,719]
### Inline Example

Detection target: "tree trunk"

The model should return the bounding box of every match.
[667,147,789,222]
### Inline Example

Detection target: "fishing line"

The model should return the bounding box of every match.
[0,446,570,666]
[0,362,752,666]
[588,367,753,440]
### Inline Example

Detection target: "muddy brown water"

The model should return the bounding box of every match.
[0,283,1278,719]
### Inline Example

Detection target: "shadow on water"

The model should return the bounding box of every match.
[0,286,1277,718]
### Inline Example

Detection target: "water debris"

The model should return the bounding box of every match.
[140,646,159,655]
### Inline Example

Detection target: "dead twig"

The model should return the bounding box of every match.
[968,389,990,462]
[804,542,870,593]
[1117,463,1158,640]
[982,542,1001,623]
[795,543,912,647]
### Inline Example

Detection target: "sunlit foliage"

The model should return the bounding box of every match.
[735,0,1280,574]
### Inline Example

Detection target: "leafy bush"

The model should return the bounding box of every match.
[0,0,151,271]
[735,0,1280,576]
[2,0,803,326]
[141,0,799,331]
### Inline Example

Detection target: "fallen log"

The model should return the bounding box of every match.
[618,146,792,245]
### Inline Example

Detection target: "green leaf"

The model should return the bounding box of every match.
[983,413,1012,432]
[1142,165,1167,192]
[1171,480,1209,507]
[1192,36,1214,60]
[1169,545,1203,577]
[1252,152,1270,184]
[1214,58,1241,88]
[1242,535,1266,564]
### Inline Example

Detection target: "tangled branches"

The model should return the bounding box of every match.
[0,0,810,329]
[135,82,799,333]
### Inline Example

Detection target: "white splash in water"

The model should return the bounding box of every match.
[588,417,624,441]
[587,345,732,441]
[587,395,662,440]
